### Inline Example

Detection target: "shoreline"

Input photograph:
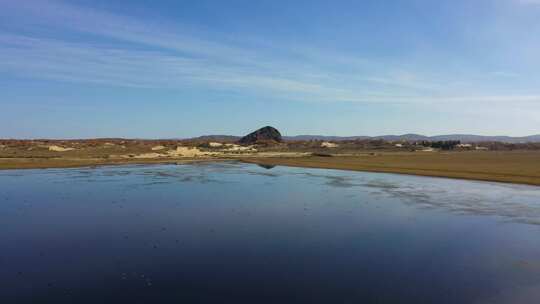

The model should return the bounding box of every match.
[241,154,540,187]
[242,159,540,187]
[2,152,540,187]
[0,157,230,170]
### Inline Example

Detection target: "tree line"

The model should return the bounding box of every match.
[420,140,461,150]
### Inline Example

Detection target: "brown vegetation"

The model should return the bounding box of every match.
[243,151,540,186]
[1,138,540,186]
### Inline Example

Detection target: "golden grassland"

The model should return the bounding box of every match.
[1,140,540,186]
[242,151,540,186]
[0,157,217,170]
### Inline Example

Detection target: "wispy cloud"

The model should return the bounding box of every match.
[0,0,538,106]
[491,71,520,78]
[517,0,540,5]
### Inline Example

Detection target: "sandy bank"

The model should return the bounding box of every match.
[2,151,540,186]
[242,152,540,186]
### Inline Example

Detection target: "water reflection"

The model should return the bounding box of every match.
[1,162,540,303]
[257,164,276,169]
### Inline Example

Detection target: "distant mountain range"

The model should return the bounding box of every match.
[189,134,540,143]
[288,134,540,143]
[285,134,540,143]
[186,135,240,142]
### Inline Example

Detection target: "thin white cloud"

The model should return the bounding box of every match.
[517,0,540,4]
[0,0,538,107]
[491,71,520,78]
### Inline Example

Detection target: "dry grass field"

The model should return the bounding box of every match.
[2,139,540,186]
[243,151,540,186]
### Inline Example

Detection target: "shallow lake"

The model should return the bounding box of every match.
[1,161,540,303]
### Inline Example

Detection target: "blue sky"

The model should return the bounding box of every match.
[1,0,540,138]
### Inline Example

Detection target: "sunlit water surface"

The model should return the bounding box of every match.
[1,162,540,303]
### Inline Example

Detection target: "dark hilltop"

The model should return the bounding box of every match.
[238,126,282,145]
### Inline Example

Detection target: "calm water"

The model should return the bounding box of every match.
[1,161,540,303]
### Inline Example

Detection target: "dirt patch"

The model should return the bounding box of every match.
[48,145,75,152]
[321,142,338,148]
[224,144,256,152]
[168,146,214,157]
[133,153,164,159]
[151,145,166,151]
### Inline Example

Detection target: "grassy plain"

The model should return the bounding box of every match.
[243,151,540,186]
[1,140,540,186]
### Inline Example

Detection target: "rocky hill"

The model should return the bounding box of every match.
[239,126,282,144]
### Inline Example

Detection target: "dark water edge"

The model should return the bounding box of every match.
[1,161,540,303]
